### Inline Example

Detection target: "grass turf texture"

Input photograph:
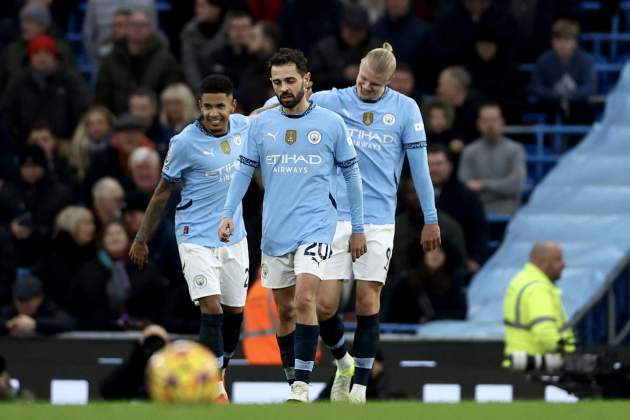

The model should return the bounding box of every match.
[2,401,630,420]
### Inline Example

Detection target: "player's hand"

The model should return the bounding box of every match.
[219,218,234,242]
[348,232,367,262]
[421,223,441,252]
[129,239,150,268]
[6,314,36,333]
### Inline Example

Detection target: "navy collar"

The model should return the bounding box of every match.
[195,118,229,138]
[280,101,315,119]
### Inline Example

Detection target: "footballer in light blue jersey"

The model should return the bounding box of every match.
[225,104,358,256]
[130,75,252,401]
[220,49,367,402]
[162,113,248,248]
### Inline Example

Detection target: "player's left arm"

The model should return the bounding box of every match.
[403,101,440,251]
[334,119,367,261]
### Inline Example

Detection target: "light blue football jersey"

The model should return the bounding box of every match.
[162,114,249,248]
[310,87,428,224]
[241,104,357,256]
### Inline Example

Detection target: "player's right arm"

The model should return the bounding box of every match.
[130,137,186,267]
[219,119,261,242]
[129,179,177,268]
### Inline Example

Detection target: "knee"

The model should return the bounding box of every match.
[356,289,379,315]
[277,302,296,323]
[295,292,316,314]
[198,296,222,314]
[316,295,338,321]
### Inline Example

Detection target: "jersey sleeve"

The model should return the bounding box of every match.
[239,116,260,168]
[401,98,427,147]
[161,136,186,183]
[310,89,338,111]
[333,116,357,168]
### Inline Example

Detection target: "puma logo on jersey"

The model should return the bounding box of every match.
[266,131,279,141]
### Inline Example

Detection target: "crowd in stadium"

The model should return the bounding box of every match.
[0,0,618,335]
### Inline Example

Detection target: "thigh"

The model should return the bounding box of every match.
[261,252,296,289]
[353,224,395,283]
[177,243,221,302]
[322,221,353,281]
[218,238,250,307]
[295,242,332,281]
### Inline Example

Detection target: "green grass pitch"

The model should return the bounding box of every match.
[2,401,630,420]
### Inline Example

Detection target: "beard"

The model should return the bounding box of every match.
[277,84,305,109]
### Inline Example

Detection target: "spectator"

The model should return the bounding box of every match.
[127,147,161,196]
[458,103,526,216]
[122,190,181,289]
[530,19,596,124]
[100,324,168,399]
[92,8,131,64]
[0,274,76,335]
[0,2,76,93]
[428,145,488,273]
[309,3,381,91]
[277,0,342,55]
[69,106,116,183]
[69,220,168,330]
[422,98,459,152]
[180,0,226,89]
[31,206,97,311]
[1,34,88,142]
[436,66,483,145]
[372,0,430,73]
[237,21,282,112]
[91,177,125,229]
[426,0,515,90]
[0,145,72,267]
[84,114,155,193]
[388,62,422,104]
[387,239,467,323]
[82,0,157,64]
[25,122,77,187]
[128,88,173,156]
[199,9,254,89]
[159,83,199,134]
[0,226,17,306]
[465,24,521,123]
[94,9,184,115]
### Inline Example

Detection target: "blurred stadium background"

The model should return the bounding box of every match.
[0,0,629,406]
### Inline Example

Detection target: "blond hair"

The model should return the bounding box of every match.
[54,206,94,243]
[159,83,200,130]
[364,42,397,77]
[69,106,116,181]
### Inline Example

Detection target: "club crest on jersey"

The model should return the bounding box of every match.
[363,112,374,126]
[261,264,269,280]
[233,133,242,146]
[383,113,396,125]
[285,129,297,145]
[307,130,321,144]
[163,151,172,170]
[220,140,231,154]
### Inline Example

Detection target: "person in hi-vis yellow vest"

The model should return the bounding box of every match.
[503,241,576,368]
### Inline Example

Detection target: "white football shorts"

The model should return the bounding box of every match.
[261,242,333,289]
[178,239,249,307]
[322,221,394,283]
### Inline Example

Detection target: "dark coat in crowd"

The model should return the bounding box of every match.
[95,37,184,115]
[0,225,16,305]
[372,8,431,69]
[0,35,76,94]
[1,65,88,141]
[0,297,76,335]
[0,171,73,267]
[31,232,97,311]
[69,251,168,331]
[433,175,489,266]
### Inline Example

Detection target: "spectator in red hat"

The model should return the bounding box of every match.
[1,34,88,144]
[0,2,77,93]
